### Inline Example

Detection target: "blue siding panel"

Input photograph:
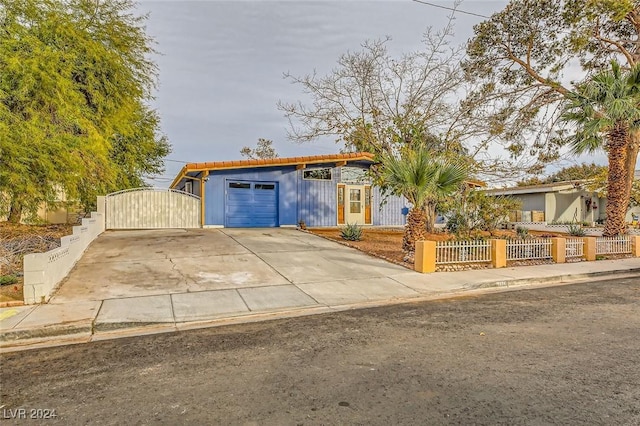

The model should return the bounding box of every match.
[373,187,408,226]
[297,167,340,227]
[204,167,297,226]
[201,163,407,227]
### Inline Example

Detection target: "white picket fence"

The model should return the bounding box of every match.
[596,236,632,255]
[565,238,585,258]
[435,240,492,265]
[506,239,552,261]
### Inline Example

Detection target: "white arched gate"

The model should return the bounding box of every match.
[105,188,200,229]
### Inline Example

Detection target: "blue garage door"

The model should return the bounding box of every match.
[226,180,278,227]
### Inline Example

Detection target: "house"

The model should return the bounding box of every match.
[1,187,82,224]
[169,152,408,228]
[484,180,640,224]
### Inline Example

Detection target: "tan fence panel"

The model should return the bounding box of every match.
[106,188,200,229]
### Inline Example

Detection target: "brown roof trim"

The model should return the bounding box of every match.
[170,152,375,188]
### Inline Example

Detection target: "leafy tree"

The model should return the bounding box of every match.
[518,163,607,186]
[465,0,640,236]
[443,191,521,238]
[547,163,607,183]
[240,138,279,160]
[380,147,467,253]
[0,0,169,221]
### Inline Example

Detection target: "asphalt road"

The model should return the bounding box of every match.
[2,277,640,425]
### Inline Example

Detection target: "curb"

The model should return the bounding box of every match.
[468,267,640,289]
[0,320,93,344]
[1,268,639,352]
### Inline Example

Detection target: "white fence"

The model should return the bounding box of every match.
[506,238,552,261]
[22,209,105,304]
[507,222,603,236]
[596,236,632,255]
[435,240,491,265]
[565,238,585,258]
[106,188,200,229]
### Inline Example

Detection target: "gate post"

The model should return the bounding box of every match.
[96,196,106,231]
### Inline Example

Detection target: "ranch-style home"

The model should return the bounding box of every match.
[484,179,640,224]
[169,152,408,228]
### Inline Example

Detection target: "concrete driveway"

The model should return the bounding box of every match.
[49,228,422,327]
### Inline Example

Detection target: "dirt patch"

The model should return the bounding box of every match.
[307,227,569,271]
[0,222,72,303]
[307,227,428,268]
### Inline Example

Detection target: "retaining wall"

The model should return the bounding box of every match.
[22,198,105,304]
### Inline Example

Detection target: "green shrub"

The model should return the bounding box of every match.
[445,212,467,236]
[567,224,586,237]
[0,275,18,286]
[516,226,529,239]
[340,223,363,241]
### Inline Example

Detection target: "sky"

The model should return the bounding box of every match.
[138,0,605,187]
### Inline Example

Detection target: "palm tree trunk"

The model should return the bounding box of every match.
[424,200,437,233]
[603,124,630,236]
[626,131,639,199]
[403,206,428,253]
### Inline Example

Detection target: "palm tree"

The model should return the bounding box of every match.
[381,148,468,253]
[562,61,640,236]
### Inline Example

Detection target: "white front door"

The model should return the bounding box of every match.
[345,185,365,224]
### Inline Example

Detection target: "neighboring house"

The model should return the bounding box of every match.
[484,180,640,224]
[1,187,81,224]
[170,152,408,228]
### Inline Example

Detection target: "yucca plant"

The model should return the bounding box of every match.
[516,226,529,239]
[340,223,363,241]
[567,224,586,237]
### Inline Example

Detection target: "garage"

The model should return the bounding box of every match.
[225,180,278,227]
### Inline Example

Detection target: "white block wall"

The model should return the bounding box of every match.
[22,198,106,304]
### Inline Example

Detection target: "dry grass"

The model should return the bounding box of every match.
[0,222,72,303]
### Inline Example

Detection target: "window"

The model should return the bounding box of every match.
[229,182,250,189]
[341,167,369,183]
[184,181,193,194]
[255,184,275,190]
[349,188,361,213]
[303,168,332,180]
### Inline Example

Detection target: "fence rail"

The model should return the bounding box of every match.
[506,238,552,261]
[596,236,632,255]
[435,240,491,265]
[566,238,585,258]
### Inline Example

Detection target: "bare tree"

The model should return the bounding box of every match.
[240,138,279,160]
[278,3,536,184]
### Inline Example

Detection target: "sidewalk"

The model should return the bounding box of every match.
[1,258,639,352]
